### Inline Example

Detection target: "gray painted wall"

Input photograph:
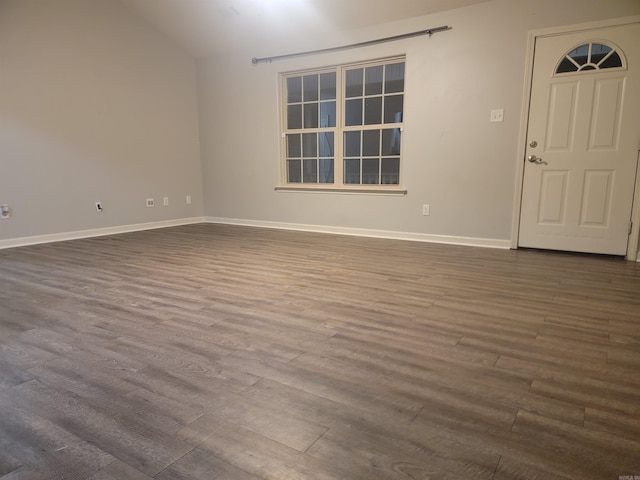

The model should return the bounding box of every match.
[0,0,204,242]
[197,0,640,243]
[2,0,639,252]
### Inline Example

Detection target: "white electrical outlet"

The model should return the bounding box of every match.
[186,195,192,205]
[163,197,169,206]
[146,198,155,207]
[422,204,430,216]
[0,204,11,219]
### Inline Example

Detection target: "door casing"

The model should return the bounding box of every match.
[511,15,640,261]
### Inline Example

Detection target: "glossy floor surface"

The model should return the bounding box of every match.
[1,224,639,479]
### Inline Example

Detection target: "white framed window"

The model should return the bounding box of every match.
[279,57,406,192]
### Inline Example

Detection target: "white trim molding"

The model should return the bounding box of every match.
[205,217,511,249]
[0,216,511,250]
[0,217,206,250]
[275,186,407,196]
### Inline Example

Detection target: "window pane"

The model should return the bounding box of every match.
[303,75,318,101]
[384,95,403,123]
[568,45,589,65]
[302,133,317,157]
[287,134,301,158]
[381,157,400,184]
[287,77,302,103]
[364,97,382,125]
[320,72,336,100]
[600,51,622,69]
[319,159,334,183]
[345,68,363,98]
[591,43,611,55]
[344,159,360,184]
[287,104,302,129]
[344,131,361,157]
[319,132,334,157]
[556,57,578,73]
[320,101,336,127]
[304,103,319,128]
[382,128,401,155]
[385,62,405,93]
[287,159,301,183]
[362,158,379,184]
[365,65,383,95]
[345,99,363,126]
[303,159,318,183]
[591,43,612,64]
[363,130,380,156]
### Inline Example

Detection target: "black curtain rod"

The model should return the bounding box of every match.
[251,25,451,65]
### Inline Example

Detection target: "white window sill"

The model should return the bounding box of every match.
[275,185,407,196]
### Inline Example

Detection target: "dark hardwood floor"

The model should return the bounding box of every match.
[1,223,639,479]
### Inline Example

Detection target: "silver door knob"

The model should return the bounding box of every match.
[527,155,546,164]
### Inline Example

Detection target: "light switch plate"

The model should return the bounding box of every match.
[490,109,504,122]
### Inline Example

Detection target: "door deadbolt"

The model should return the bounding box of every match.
[529,140,538,148]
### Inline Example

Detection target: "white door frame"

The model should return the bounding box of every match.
[511,15,640,261]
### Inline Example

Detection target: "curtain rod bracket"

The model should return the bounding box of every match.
[251,25,450,65]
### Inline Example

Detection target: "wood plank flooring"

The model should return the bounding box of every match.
[1,223,639,479]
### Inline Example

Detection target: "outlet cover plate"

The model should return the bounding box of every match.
[0,205,11,219]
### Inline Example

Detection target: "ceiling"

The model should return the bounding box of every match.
[118,0,491,58]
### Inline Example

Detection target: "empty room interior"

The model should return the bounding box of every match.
[2,0,640,478]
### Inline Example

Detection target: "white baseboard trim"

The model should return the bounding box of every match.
[205,216,512,249]
[0,216,512,250]
[0,217,207,250]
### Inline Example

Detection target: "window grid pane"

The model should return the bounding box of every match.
[319,159,334,183]
[303,75,318,102]
[364,97,383,125]
[343,128,400,186]
[304,103,319,128]
[344,159,360,184]
[303,159,318,183]
[344,64,404,129]
[283,58,404,187]
[284,132,335,184]
[320,72,337,100]
[286,73,337,131]
[381,157,400,184]
[287,159,301,183]
[365,66,383,95]
[287,134,301,158]
[362,158,379,184]
[345,68,363,98]
[287,77,302,103]
[340,59,404,185]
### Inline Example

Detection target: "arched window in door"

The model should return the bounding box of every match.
[555,42,625,74]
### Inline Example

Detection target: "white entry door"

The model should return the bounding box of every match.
[519,23,640,255]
